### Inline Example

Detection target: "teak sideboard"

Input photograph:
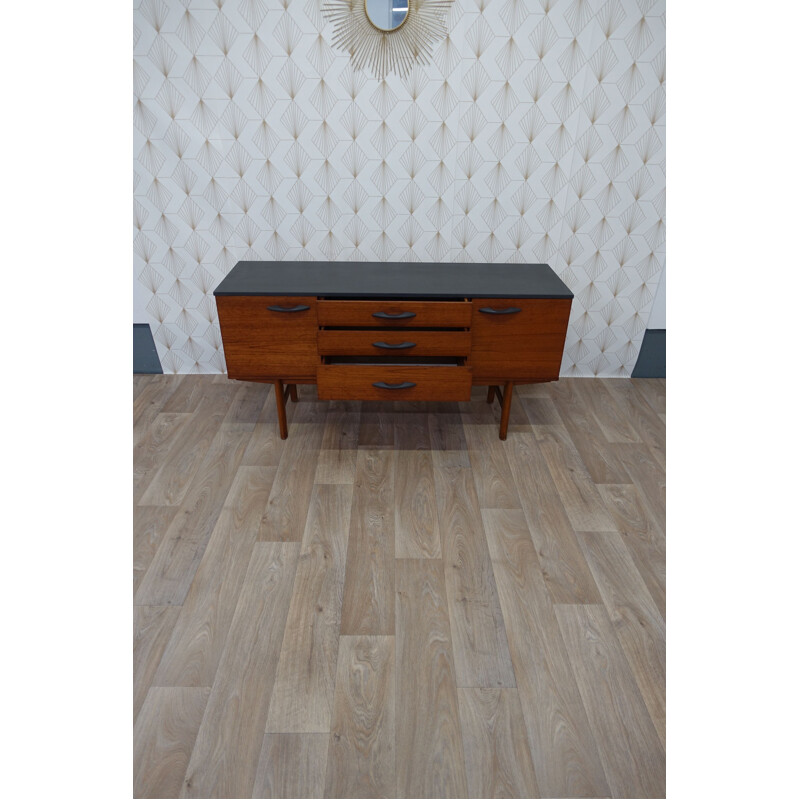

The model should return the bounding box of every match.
[213,261,573,440]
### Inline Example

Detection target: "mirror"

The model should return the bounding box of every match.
[365,0,409,32]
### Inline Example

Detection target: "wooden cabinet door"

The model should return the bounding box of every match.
[216,296,318,379]
[470,298,572,381]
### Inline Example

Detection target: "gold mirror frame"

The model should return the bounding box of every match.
[321,0,454,81]
[364,0,410,33]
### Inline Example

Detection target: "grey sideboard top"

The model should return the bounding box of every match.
[213,261,573,299]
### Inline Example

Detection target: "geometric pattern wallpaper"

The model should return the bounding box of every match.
[133,0,665,376]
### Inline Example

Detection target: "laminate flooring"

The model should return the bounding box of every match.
[133,375,666,798]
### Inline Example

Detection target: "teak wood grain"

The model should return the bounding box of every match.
[317,364,472,402]
[317,299,471,327]
[470,298,571,381]
[215,296,318,380]
[318,329,471,357]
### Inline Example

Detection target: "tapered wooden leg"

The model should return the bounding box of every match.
[499,381,513,441]
[487,385,496,403]
[274,380,288,440]
[288,384,298,402]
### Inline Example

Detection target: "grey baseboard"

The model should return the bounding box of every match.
[134,324,163,374]
[632,329,665,378]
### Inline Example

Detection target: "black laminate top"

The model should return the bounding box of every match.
[213,261,573,299]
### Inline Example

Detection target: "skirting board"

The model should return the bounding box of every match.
[133,324,163,374]
[632,329,665,378]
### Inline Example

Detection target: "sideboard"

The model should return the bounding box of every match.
[213,261,573,440]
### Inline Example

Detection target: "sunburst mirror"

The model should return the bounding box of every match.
[321,0,454,81]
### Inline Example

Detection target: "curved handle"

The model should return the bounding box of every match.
[372,341,417,350]
[267,304,310,313]
[372,381,417,390]
[479,306,522,315]
[372,310,416,320]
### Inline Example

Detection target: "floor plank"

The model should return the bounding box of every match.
[340,450,396,635]
[540,440,618,532]
[482,509,610,798]
[395,559,468,799]
[600,378,666,470]
[395,450,441,559]
[462,424,522,510]
[576,531,666,748]
[259,422,325,541]
[324,636,395,798]
[597,483,666,618]
[253,734,329,799]
[611,443,666,534]
[134,413,193,505]
[152,467,277,687]
[554,604,666,798]
[133,506,180,598]
[133,686,210,799]
[545,380,632,484]
[133,375,665,799]
[139,395,228,507]
[457,688,540,799]
[572,378,641,444]
[505,434,602,605]
[266,484,353,733]
[135,424,252,606]
[134,605,182,724]
[180,543,299,798]
[432,451,516,688]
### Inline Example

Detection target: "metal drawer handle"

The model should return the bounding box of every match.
[372,311,416,319]
[372,381,417,390]
[267,304,310,312]
[479,306,521,315]
[372,341,417,350]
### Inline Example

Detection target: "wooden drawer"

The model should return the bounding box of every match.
[216,296,318,379]
[470,298,572,381]
[317,299,471,328]
[318,329,471,357]
[317,360,472,401]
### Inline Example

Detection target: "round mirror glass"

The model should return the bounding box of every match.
[365,0,409,32]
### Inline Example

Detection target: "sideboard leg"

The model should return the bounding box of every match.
[274,380,289,440]
[288,384,298,402]
[487,385,496,403]
[499,381,513,440]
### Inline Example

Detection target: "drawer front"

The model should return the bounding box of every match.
[216,296,318,379]
[318,329,471,357]
[317,300,471,328]
[317,364,472,401]
[470,298,572,381]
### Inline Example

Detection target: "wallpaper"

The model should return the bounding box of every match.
[133,0,666,376]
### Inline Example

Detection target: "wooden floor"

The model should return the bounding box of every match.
[133,375,666,799]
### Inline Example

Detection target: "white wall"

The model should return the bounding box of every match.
[133,0,666,375]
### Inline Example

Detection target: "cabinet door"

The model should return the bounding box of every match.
[470,298,572,381]
[216,296,318,379]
